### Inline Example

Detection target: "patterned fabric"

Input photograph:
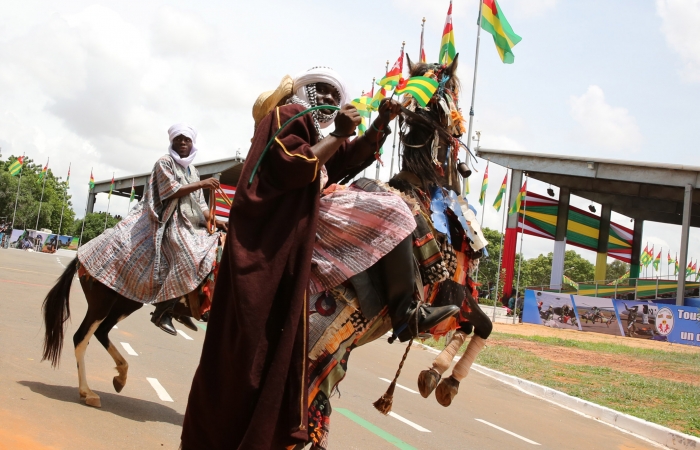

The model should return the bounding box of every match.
[78,155,220,304]
[308,185,416,294]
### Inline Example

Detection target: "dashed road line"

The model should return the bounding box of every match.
[56,258,66,268]
[196,323,207,331]
[475,419,541,445]
[146,377,173,402]
[335,408,417,450]
[120,342,138,356]
[388,412,430,432]
[379,377,418,394]
[177,329,193,340]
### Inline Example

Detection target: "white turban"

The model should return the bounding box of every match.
[168,123,198,168]
[292,67,349,108]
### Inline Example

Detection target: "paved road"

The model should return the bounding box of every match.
[0,249,660,449]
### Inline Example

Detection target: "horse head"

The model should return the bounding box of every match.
[397,53,467,194]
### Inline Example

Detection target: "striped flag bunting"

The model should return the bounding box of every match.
[215,183,236,218]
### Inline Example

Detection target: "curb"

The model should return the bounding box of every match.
[413,341,699,450]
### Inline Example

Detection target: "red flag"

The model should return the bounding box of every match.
[214,183,236,218]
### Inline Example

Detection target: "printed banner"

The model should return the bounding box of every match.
[41,234,73,253]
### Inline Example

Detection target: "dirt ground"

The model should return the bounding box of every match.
[489,323,700,387]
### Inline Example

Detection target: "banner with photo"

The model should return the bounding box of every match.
[571,295,620,336]
[67,236,79,250]
[522,290,581,330]
[612,300,700,346]
[41,234,73,253]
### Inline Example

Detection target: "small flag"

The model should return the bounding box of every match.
[419,18,427,63]
[439,1,456,65]
[493,174,507,211]
[394,76,439,107]
[377,49,404,88]
[89,170,95,190]
[129,178,136,202]
[351,96,374,117]
[66,164,71,187]
[108,175,115,199]
[357,116,368,137]
[675,253,679,275]
[640,244,652,267]
[371,86,387,110]
[39,159,49,181]
[686,260,693,277]
[214,183,237,218]
[608,271,630,286]
[479,164,489,205]
[481,0,522,64]
[562,274,579,290]
[8,156,24,177]
[667,251,673,266]
[653,249,661,271]
[509,180,527,215]
[464,176,470,195]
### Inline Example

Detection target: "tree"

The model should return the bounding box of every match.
[70,213,120,245]
[0,155,75,233]
[606,260,629,281]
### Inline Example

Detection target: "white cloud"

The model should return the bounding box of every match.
[569,85,643,153]
[151,7,214,57]
[657,0,700,82]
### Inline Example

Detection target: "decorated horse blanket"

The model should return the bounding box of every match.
[77,156,220,304]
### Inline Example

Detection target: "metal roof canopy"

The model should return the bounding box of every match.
[476,149,700,227]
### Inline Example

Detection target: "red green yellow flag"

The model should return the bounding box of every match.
[39,159,49,181]
[108,175,115,199]
[395,76,439,107]
[509,180,527,215]
[66,163,71,187]
[653,249,661,271]
[8,156,24,176]
[493,174,507,211]
[667,251,673,265]
[640,244,652,267]
[478,164,489,205]
[419,19,427,63]
[481,0,522,64]
[687,260,694,277]
[89,170,95,190]
[439,1,456,65]
[675,253,680,275]
[351,95,373,118]
[371,86,387,109]
[377,50,404,88]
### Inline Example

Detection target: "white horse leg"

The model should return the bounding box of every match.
[75,320,103,407]
[435,335,487,407]
[417,331,467,398]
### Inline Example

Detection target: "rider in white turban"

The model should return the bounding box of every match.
[168,123,199,168]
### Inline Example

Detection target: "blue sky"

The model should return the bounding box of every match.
[1,0,699,277]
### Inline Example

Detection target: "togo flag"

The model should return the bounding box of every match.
[395,76,439,108]
[8,156,24,176]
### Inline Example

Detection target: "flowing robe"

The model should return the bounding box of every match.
[77,156,219,303]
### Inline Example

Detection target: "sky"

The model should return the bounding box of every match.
[1,0,699,277]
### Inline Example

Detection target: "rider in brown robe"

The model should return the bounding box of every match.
[181,68,455,449]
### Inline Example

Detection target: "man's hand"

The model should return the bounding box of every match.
[333,104,362,137]
[199,178,220,190]
[377,99,402,125]
[215,219,228,232]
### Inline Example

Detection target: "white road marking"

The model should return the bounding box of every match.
[56,258,66,268]
[146,377,173,402]
[177,329,193,340]
[388,412,431,432]
[475,419,541,445]
[120,342,138,356]
[378,377,418,394]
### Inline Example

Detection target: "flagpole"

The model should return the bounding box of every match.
[104,172,113,231]
[514,175,528,320]
[464,3,483,197]
[10,153,25,231]
[35,158,49,230]
[474,158,487,284]
[58,162,70,236]
[79,169,92,248]
[492,169,509,322]
[389,42,405,179]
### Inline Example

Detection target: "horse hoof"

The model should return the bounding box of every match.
[113,376,125,393]
[85,396,101,408]
[417,369,441,398]
[435,376,459,407]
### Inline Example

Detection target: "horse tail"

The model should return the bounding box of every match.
[42,257,79,367]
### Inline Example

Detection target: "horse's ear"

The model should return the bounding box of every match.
[445,53,459,78]
[406,53,414,75]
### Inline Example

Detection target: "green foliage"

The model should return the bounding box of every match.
[606,260,630,281]
[70,212,120,245]
[0,155,75,233]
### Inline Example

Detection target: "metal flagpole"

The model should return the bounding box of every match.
[463,5,483,197]
[35,158,49,230]
[103,172,113,231]
[492,169,509,322]
[514,175,528,323]
[369,60,390,179]
[474,156,486,283]
[79,170,92,248]
[58,162,70,236]
[10,153,25,231]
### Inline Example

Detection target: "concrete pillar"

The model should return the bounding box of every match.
[550,187,570,289]
[676,184,693,306]
[595,204,612,282]
[87,192,96,214]
[630,220,643,279]
[502,170,523,302]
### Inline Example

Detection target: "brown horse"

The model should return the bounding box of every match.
[41,258,210,408]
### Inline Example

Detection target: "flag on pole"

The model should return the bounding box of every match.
[351,95,374,117]
[481,0,522,64]
[464,176,470,195]
[675,253,679,275]
[493,174,507,211]
[89,170,95,190]
[39,159,49,181]
[640,244,653,267]
[371,86,387,109]
[66,164,71,187]
[377,50,404,88]
[686,260,693,277]
[562,274,579,290]
[108,175,115,199]
[608,271,630,286]
[214,183,237,218]
[8,156,24,176]
[667,251,673,266]
[653,249,661,271]
[394,76,439,107]
[439,1,456,65]
[419,18,427,63]
[509,180,527,215]
[129,178,136,202]
[479,164,489,205]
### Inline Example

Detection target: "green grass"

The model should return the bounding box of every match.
[419,333,700,437]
